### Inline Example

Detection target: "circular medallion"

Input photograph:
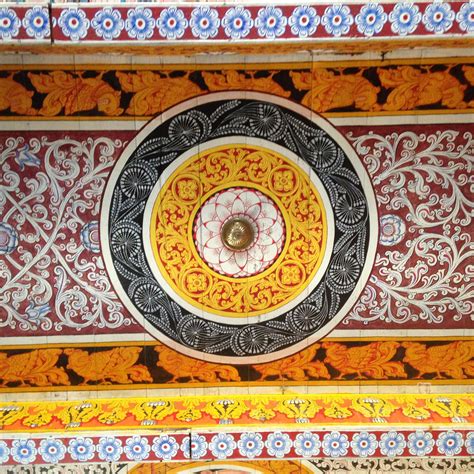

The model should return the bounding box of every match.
[102,92,377,363]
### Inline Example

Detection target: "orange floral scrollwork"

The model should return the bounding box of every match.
[0,349,69,387]
[290,69,380,112]
[378,66,467,111]
[323,341,406,380]
[0,75,36,115]
[28,71,123,116]
[154,344,241,383]
[117,71,203,116]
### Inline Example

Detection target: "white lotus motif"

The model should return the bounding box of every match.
[194,187,285,277]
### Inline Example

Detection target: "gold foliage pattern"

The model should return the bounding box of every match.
[0,76,35,115]
[28,71,123,116]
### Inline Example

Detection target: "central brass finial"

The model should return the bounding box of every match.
[221,217,255,251]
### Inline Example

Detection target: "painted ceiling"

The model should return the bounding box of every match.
[0,1,473,472]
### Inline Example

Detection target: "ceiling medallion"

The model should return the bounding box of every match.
[102,92,377,363]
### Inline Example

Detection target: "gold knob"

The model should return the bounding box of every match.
[221,217,255,251]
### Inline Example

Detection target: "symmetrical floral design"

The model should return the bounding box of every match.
[380,431,406,457]
[436,430,463,456]
[190,6,220,39]
[222,7,253,39]
[97,437,122,462]
[423,2,455,34]
[0,7,20,40]
[22,7,50,40]
[92,8,124,40]
[289,6,320,37]
[181,434,208,459]
[80,221,100,253]
[256,6,287,39]
[0,222,18,255]
[379,214,406,246]
[294,432,321,457]
[389,3,421,35]
[157,7,188,40]
[125,8,155,40]
[238,432,264,458]
[67,437,95,462]
[356,3,387,36]
[265,432,292,458]
[124,436,150,461]
[407,431,434,456]
[11,439,37,465]
[209,433,237,459]
[351,431,378,457]
[194,188,285,278]
[57,8,90,41]
[152,435,179,461]
[322,432,349,457]
[38,438,66,464]
[322,5,354,36]
[0,441,9,464]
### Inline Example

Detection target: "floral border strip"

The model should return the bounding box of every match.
[0,394,472,433]
[0,430,471,465]
[0,2,473,44]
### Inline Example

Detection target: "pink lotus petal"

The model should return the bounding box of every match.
[260,202,278,220]
[258,233,274,246]
[207,235,224,249]
[231,196,245,215]
[248,245,264,261]
[240,190,261,209]
[258,217,275,232]
[221,256,240,275]
[261,243,278,262]
[234,251,248,269]
[219,247,234,263]
[246,203,262,220]
[202,246,221,265]
[216,203,231,222]
[205,220,221,233]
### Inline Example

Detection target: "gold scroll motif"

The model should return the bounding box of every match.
[0,75,35,115]
[116,71,203,116]
[290,69,380,112]
[64,347,152,384]
[28,71,123,116]
[151,145,326,317]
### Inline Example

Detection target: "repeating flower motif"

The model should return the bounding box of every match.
[190,6,220,39]
[265,432,292,458]
[0,7,20,40]
[97,437,122,462]
[81,221,100,253]
[256,6,287,39]
[351,432,378,457]
[210,433,237,459]
[11,439,37,465]
[423,2,454,34]
[294,432,321,457]
[92,8,123,40]
[194,188,285,278]
[380,214,406,246]
[356,3,387,36]
[0,441,9,464]
[67,437,95,462]
[39,438,66,464]
[124,436,150,461]
[222,7,253,39]
[407,431,434,456]
[157,7,188,40]
[436,431,463,456]
[238,432,264,458]
[289,6,320,37]
[125,8,155,40]
[57,8,90,41]
[322,5,354,37]
[181,434,208,459]
[0,222,18,255]
[456,2,474,32]
[23,7,50,40]
[380,431,406,457]
[152,435,179,460]
[322,432,349,457]
[389,3,421,35]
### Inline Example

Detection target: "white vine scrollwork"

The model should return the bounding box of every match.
[0,135,134,332]
[346,130,473,324]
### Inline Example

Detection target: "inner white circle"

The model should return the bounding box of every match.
[142,136,335,325]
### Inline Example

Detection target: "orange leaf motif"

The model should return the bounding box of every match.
[323,341,406,379]
[402,341,474,379]
[0,349,69,387]
[255,344,330,381]
[290,69,380,112]
[0,76,35,115]
[378,66,466,110]
[155,344,241,383]
[28,71,123,116]
[117,71,203,116]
